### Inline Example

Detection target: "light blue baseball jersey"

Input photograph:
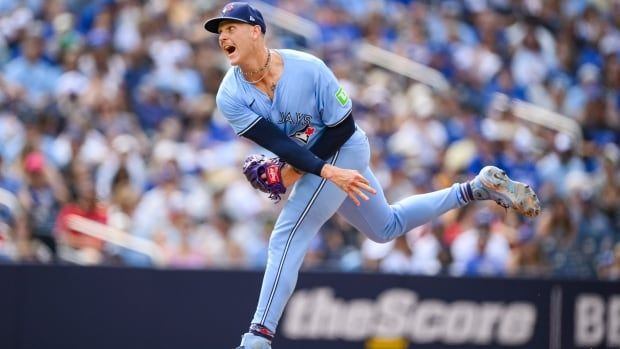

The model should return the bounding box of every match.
[216,49,466,342]
[216,49,352,148]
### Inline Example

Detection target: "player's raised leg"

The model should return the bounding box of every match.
[337,167,468,242]
[337,165,540,243]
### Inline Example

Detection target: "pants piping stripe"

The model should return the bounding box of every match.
[259,150,340,326]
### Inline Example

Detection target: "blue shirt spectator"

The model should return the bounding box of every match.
[3,32,60,107]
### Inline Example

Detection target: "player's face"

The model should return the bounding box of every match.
[218,21,260,66]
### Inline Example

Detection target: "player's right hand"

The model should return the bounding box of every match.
[320,164,376,206]
[280,163,303,188]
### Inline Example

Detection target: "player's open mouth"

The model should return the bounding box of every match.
[224,45,236,56]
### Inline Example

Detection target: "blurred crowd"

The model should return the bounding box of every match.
[0,0,618,280]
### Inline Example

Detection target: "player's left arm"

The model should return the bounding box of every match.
[311,59,356,160]
[281,59,356,180]
[279,112,355,185]
[308,110,355,160]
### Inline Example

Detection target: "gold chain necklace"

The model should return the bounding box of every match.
[241,49,271,84]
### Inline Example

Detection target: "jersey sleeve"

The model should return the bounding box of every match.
[316,60,353,127]
[216,84,262,135]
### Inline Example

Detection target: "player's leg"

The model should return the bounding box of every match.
[250,173,347,328]
[238,144,369,348]
[337,166,468,242]
[337,166,540,243]
[238,175,348,348]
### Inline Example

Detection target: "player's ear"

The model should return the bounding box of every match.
[251,25,262,39]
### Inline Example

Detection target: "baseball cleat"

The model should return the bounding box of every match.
[470,166,541,217]
[236,333,272,349]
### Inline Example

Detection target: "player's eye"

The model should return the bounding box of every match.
[218,26,235,35]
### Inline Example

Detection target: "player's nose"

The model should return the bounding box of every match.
[218,32,233,43]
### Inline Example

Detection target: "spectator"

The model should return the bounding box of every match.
[3,27,60,108]
[536,133,587,198]
[508,237,550,278]
[451,207,510,276]
[510,22,555,87]
[409,223,444,275]
[20,150,68,262]
[96,133,146,200]
[563,63,602,120]
[105,184,152,267]
[159,197,208,269]
[599,242,620,280]
[380,235,414,274]
[463,227,506,277]
[537,196,591,277]
[594,144,620,232]
[54,175,107,263]
[0,154,28,261]
[0,187,20,262]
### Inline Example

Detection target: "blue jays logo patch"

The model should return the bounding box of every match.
[291,124,315,144]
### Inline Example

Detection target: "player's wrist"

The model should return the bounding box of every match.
[320,164,335,179]
[284,163,303,175]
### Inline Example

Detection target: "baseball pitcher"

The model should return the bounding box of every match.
[203,3,541,348]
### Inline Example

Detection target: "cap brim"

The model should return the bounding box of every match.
[203,17,252,33]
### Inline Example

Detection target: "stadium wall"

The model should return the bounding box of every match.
[0,265,618,349]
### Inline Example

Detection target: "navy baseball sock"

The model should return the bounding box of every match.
[250,323,274,342]
[458,182,474,204]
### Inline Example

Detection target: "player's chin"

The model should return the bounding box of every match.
[225,50,240,65]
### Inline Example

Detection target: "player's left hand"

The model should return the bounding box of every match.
[242,154,288,202]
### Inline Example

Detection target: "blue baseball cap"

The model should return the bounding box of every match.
[204,2,266,34]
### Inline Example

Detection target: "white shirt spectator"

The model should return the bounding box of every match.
[451,226,510,276]
[511,47,551,86]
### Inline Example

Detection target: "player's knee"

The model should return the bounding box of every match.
[365,233,393,244]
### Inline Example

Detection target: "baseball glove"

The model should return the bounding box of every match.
[242,154,287,202]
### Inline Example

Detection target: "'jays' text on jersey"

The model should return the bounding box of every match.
[216,49,352,147]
